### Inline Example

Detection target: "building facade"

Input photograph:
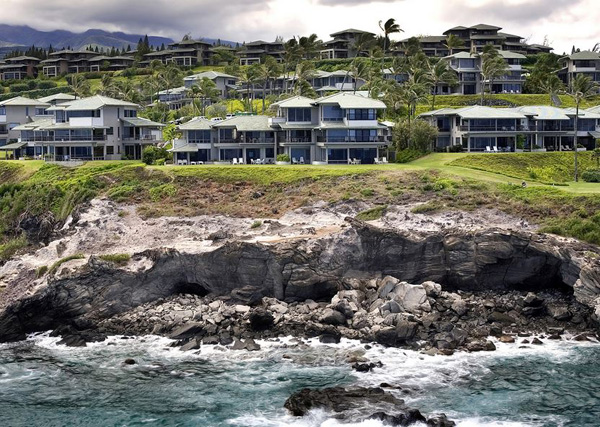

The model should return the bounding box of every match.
[558,51,600,90]
[320,29,376,60]
[237,40,285,66]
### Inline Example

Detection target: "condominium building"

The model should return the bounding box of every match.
[184,71,238,97]
[0,96,51,147]
[167,39,213,67]
[557,51,600,89]
[237,40,285,66]
[420,105,600,152]
[320,29,376,60]
[41,50,98,77]
[9,95,163,160]
[443,51,526,95]
[88,55,135,72]
[171,92,392,164]
[0,56,40,80]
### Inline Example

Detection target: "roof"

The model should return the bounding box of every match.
[212,115,273,131]
[420,105,526,119]
[178,117,214,131]
[170,39,212,47]
[157,86,188,96]
[330,28,375,37]
[0,96,49,107]
[563,108,600,119]
[498,32,523,39]
[498,50,526,59]
[317,122,388,130]
[121,117,164,127]
[5,56,40,62]
[313,92,386,109]
[271,95,315,108]
[184,71,237,81]
[37,93,78,103]
[565,51,600,61]
[470,23,502,31]
[515,106,570,120]
[11,118,54,131]
[170,143,204,152]
[585,105,600,114]
[0,142,27,150]
[245,40,283,47]
[60,95,138,111]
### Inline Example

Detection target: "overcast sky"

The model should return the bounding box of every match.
[2,0,598,53]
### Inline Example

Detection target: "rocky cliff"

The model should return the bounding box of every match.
[1,217,599,342]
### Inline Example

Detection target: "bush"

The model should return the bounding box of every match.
[26,80,37,90]
[99,253,131,266]
[395,149,427,163]
[356,205,387,221]
[250,220,262,229]
[155,158,166,166]
[276,154,291,162]
[149,183,177,201]
[37,81,57,90]
[582,169,600,183]
[9,83,29,93]
[142,146,171,165]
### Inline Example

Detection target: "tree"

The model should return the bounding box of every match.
[564,74,599,181]
[238,65,260,111]
[426,59,458,109]
[67,74,90,97]
[294,60,317,97]
[188,77,220,115]
[378,18,403,72]
[444,34,465,55]
[342,33,377,91]
[257,56,282,111]
[539,74,565,105]
[393,118,438,152]
[478,46,508,105]
[297,34,322,59]
[283,38,301,93]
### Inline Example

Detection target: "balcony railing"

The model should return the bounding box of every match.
[280,137,312,143]
[123,135,158,141]
[317,136,387,143]
[217,138,276,144]
[21,135,107,142]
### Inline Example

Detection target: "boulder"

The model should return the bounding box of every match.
[319,333,341,344]
[547,305,572,321]
[422,281,442,297]
[169,323,204,340]
[320,309,346,326]
[180,338,201,351]
[249,310,274,331]
[396,321,418,342]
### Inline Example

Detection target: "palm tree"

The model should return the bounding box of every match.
[350,58,371,93]
[379,18,403,72]
[398,77,429,148]
[238,65,259,112]
[188,78,220,116]
[298,34,322,60]
[98,74,118,97]
[342,33,377,91]
[478,46,509,105]
[257,56,282,112]
[565,74,598,181]
[427,59,458,109]
[294,60,317,97]
[444,34,465,56]
[539,74,565,105]
[283,38,301,93]
[68,74,91,98]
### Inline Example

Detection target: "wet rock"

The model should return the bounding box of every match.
[488,312,516,324]
[169,323,204,340]
[123,358,136,365]
[547,305,572,321]
[499,335,515,343]
[249,310,274,331]
[320,309,346,326]
[180,338,201,351]
[396,321,419,342]
[368,410,427,426]
[57,335,87,347]
[531,337,543,345]
[319,333,341,344]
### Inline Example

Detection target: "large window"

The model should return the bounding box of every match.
[68,110,101,118]
[0,107,5,115]
[189,130,211,143]
[322,105,344,122]
[348,109,376,120]
[349,129,377,142]
[124,109,137,117]
[288,108,312,122]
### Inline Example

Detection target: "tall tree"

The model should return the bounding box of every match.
[378,18,403,72]
[283,38,301,93]
[565,74,598,181]
[238,65,260,111]
[68,74,91,98]
[257,56,282,111]
[477,46,509,105]
[444,34,465,55]
[188,78,220,116]
[426,59,458,109]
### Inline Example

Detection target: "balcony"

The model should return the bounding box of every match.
[123,135,158,142]
[279,137,312,144]
[317,136,387,143]
[21,135,107,142]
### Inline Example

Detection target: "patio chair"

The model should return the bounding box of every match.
[374,158,381,164]
[238,158,244,165]
[292,157,298,164]
[485,146,492,153]
[493,146,499,153]
[382,157,388,164]
[232,158,238,165]
[190,161,197,165]
[299,157,305,164]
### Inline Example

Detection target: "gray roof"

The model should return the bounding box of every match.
[12,118,54,131]
[61,95,138,110]
[470,24,502,31]
[565,51,600,61]
[313,92,386,109]
[0,142,27,150]
[212,115,273,131]
[178,117,214,130]
[515,106,570,120]
[121,117,164,127]
[38,93,78,103]
[5,56,40,62]
[563,108,600,119]
[330,28,375,36]
[0,96,50,107]
[272,96,315,108]
[170,143,205,152]
[318,122,388,130]
[420,106,526,119]
[157,86,188,96]
[184,71,237,81]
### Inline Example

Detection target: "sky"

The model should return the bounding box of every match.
[1,0,598,54]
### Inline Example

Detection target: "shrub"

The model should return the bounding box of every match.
[37,81,57,90]
[142,146,171,165]
[411,202,441,214]
[356,205,387,221]
[149,183,177,201]
[49,254,85,275]
[250,220,262,229]
[0,235,27,261]
[395,149,427,163]
[582,169,600,183]
[26,80,37,90]
[360,188,375,197]
[155,158,166,166]
[276,154,291,162]
[99,253,130,266]
[9,83,29,93]
[35,265,48,278]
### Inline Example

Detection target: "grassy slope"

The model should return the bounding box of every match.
[0,156,599,260]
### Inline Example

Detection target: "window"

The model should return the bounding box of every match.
[0,107,5,115]
[322,105,344,121]
[288,108,311,122]
[106,146,114,155]
[349,129,377,142]
[107,127,114,136]
[124,109,137,118]
[348,109,376,120]
[68,110,100,118]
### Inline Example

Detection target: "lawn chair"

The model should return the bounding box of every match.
[374,158,381,164]
[299,156,305,164]
[238,157,244,165]
[493,146,499,153]
[485,146,492,153]
[232,158,238,165]
[382,157,388,164]
[292,157,298,164]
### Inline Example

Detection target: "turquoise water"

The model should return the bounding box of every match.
[0,334,599,426]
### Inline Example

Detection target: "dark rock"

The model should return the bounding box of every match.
[169,323,204,340]
[123,358,136,365]
[499,335,515,343]
[320,309,346,326]
[180,338,201,351]
[57,335,87,347]
[369,410,427,426]
[202,335,219,345]
[249,310,274,331]
[522,306,545,317]
[484,340,497,351]
[396,321,418,342]
[319,333,341,344]
[427,413,457,427]
[523,293,544,307]
[488,312,516,324]
[547,305,572,321]
[531,337,543,345]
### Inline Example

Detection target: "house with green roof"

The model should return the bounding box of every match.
[10,95,163,161]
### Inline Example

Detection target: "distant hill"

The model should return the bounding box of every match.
[0,25,239,55]
[0,25,173,52]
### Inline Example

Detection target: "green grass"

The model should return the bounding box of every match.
[356,205,387,221]
[250,220,262,229]
[48,254,85,274]
[99,253,131,266]
[0,234,27,261]
[449,152,597,184]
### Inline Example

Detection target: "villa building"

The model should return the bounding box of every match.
[41,50,98,77]
[237,40,285,66]
[443,50,526,95]
[167,39,213,67]
[0,56,40,80]
[184,71,238,97]
[88,55,135,72]
[420,105,600,152]
[171,92,392,165]
[320,29,376,60]
[397,24,553,57]
[9,95,163,160]
[557,51,600,90]
[0,96,51,150]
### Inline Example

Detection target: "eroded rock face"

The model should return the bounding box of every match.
[0,220,599,342]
